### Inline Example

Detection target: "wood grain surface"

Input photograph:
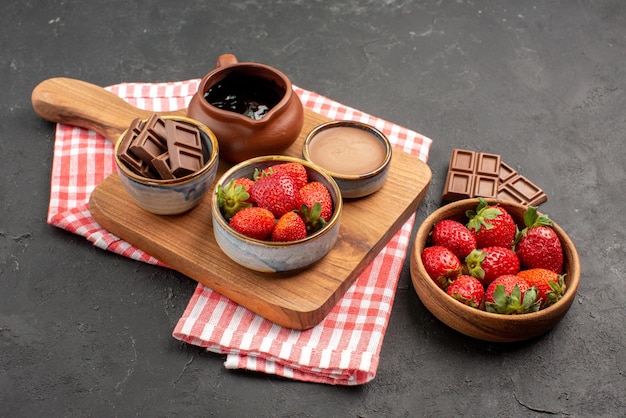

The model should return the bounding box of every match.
[33,77,432,329]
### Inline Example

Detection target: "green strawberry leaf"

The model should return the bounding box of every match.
[451,292,479,308]
[523,205,554,228]
[465,249,487,280]
[485,284,540,314]
[217,179,252,220]
[544,274,567,307]
[253,167,275,181]
[516,206,555,249]
[520,287,540,313]
[466,198,502,232]
[298,202,327,234]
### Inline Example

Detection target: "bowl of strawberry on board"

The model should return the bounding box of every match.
[410,198,580,342]
[211,155,342,273]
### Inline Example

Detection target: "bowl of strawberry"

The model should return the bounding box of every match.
[211,155,342,273]
[410,198,580,342]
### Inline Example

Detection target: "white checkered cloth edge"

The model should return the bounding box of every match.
[47,79,432,385]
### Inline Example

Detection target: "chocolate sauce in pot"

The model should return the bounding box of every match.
[204,72,284,120]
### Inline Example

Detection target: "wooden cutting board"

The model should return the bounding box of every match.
[33,77,432,330]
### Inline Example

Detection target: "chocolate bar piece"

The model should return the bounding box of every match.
[442,149,500,201]
[116,114,205,180]
[165,120,204,177]
[150,152,176,180]
[144,113,168,139]
[497,161,547,206]
[442,149,547,206]
[129,127,167,163]
[117,118,156,178]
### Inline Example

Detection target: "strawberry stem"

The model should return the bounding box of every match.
[466,197,502,233]
[485,284,540,314]
[298,202,327,234]
[515,206,555,245]
[217,179,252,220]
[465,249,487,280]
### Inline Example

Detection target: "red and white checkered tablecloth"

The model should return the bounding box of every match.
[47,79,432,385]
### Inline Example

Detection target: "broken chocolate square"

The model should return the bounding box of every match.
[165,120,204,177]
[497,161,547,206]
[150,152,176,180]
[117,118,155,178]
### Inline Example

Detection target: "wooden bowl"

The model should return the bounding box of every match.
[409,198,580,342]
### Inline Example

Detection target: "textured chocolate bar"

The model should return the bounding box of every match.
[497,161,547,206]
[144,113,168,139]
[150,152,176,180]
[165,120,204,177]
[117,118,155,178]
[129,127,167,163]
[442,149,547,206]
[442,149,501,201]
[116,115,205,180]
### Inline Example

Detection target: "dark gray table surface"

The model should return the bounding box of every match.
[2,1,624,416]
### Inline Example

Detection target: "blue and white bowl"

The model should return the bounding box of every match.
[211,155,343,273]
[302,120,392,198]
[114,116,219,215]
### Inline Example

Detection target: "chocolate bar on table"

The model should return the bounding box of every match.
[442,148,547,206]
[442,149,500,201]
[497,161,547,206]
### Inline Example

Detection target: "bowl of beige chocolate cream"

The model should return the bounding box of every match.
[303,121,392,198]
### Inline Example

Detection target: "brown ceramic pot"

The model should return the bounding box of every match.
[187,54,304,162]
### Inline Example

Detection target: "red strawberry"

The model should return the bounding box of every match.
[271,211,307,242]
[250,173,300,218]
[484,274,540,314]
[229,207,275,240]
[465,246,520,287]
[260,162,308,190]
[431,219,477,259]
[517,268,566,309]
[446,275,485,309]
[466,198,516,249]
[515,206,564,273]
[298,181,333,222]
[217,178,253,220]
[421,245,462,290]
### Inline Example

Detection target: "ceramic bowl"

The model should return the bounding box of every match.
[302,120,392,198]
[409,198,580,342]
[211,155,342,273]
[187,54,304,163]
[114,116,219,215]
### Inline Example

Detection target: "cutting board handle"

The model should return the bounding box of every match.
[31,77,185,143]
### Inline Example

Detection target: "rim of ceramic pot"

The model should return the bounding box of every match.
[194,62,294,124]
